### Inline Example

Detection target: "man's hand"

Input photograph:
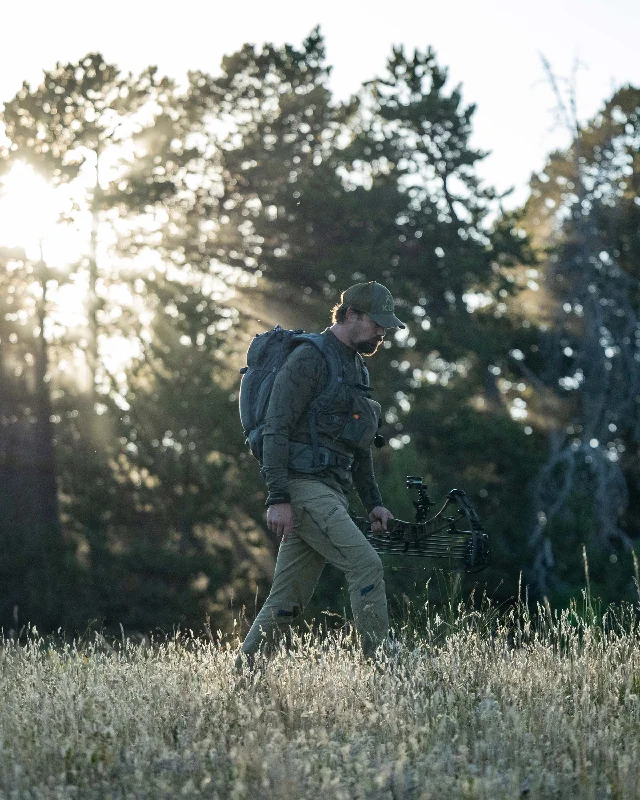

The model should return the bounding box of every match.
[369,505,394,533]
[267,502,295,540]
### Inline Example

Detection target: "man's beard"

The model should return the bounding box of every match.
[355,336,383,356]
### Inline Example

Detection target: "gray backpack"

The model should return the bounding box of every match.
[239,326,348,465]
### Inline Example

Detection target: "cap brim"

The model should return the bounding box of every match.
[369,312,406,329]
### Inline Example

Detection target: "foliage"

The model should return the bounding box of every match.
[0,55,256,633]
[521,85,640,598]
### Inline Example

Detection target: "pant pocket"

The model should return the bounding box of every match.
[304,504,342,537]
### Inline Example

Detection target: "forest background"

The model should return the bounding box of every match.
[0,24,639,637]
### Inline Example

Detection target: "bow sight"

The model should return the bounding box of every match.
[406,475,435,522]
[352,476,490,573]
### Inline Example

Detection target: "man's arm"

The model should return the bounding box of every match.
[352,448,382,511]
[352,450,393,530]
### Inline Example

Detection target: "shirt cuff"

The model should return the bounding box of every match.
[266,493,292,507]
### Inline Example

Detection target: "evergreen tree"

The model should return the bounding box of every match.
[0,171,71,628]
[341,47,540,602]
[0,54,244,631]
[1,53,179,393]
[201,36,541,605]
[188,28,347,289]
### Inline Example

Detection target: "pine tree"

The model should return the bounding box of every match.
[188,28,347,291]
[1,53,179,394]
[0,54,232,631]
[199,37,541,604]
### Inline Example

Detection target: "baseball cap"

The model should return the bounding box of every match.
[341,281,406,329]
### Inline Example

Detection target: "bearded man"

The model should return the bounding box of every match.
[237,282,406,662]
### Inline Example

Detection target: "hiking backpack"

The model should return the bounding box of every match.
[238,326,362,465]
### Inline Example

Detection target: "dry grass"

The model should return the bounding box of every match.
[1,599,640,799]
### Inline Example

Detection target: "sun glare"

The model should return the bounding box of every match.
[0,162,85,265]
[0,163,59,256]
[0,162,243,380]
[0,162,136,375]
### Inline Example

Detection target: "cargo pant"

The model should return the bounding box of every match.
[239,478,389,658]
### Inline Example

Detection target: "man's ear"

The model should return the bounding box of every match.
[345,306,358,322]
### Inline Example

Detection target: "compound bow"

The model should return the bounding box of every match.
[352,476,490,574]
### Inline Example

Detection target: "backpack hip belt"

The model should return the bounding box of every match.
[286,440,354,474]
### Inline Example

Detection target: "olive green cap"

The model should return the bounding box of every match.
[341,281,406,329]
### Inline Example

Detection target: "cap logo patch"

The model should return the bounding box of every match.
[382,297,394,312]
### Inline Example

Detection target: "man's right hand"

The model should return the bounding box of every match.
[267,503,295,541]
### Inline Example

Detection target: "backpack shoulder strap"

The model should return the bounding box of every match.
[294,333,344,408]
[355,350,370,389]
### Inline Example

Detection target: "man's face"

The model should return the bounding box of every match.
[350,312,386,355]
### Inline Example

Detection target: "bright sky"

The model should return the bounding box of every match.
[2,0,639,207]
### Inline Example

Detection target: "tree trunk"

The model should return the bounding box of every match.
[88,143,102,402]
[31,247,64,616]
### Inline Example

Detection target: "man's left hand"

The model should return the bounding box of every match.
[369,505,394,533]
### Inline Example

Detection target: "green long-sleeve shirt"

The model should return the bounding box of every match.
[261,329,384,512]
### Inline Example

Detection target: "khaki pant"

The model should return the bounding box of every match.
[240,479,389,658]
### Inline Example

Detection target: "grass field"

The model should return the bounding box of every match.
[1,598,640,799]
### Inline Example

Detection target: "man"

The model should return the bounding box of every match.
[238,281,405,662]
